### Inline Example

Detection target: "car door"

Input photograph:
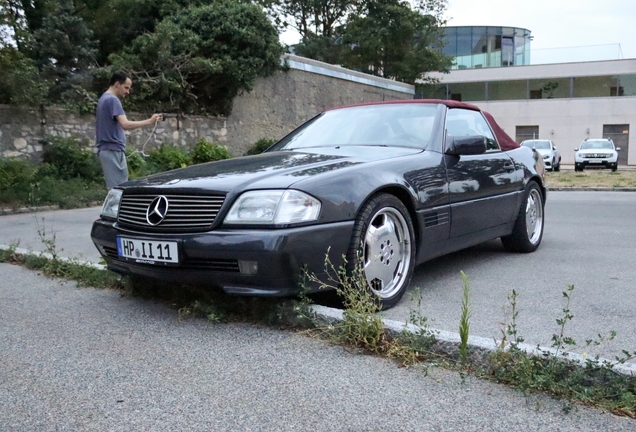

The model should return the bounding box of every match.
[443,108,523,238]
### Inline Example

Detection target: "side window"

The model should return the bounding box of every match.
[446,108,500,151]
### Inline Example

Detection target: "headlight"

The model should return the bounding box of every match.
[543,154,549,159]
[225,190,321,225]
[101,189,122,219]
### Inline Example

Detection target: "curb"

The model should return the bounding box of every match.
[309,305,636,377]
[0,245,106,271]
[2,243,635,377]
[549,187,636,192]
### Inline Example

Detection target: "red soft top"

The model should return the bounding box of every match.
[482,111,519,151]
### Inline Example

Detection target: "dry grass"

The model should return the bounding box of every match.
[547,170,636,188]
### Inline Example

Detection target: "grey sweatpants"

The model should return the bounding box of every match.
[98,149,128,190]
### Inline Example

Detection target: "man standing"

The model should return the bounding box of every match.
[96,72,162,189]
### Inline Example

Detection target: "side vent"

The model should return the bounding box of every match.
[423,210,450,228]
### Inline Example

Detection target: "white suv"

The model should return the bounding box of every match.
[520,139,561,171]
[574,139,620,172]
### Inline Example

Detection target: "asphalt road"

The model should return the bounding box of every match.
[2,192,636,429]
[1,263,633,431]
[384,191,636,361]
[1,192,635,361]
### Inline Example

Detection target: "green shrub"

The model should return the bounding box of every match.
[245,138,275,155]
[147,144,191,171]
[42,136,102,182]
[0,158,36,192]
[126,152,154,179]
[191,139,231,164]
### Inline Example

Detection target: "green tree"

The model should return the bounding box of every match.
[32,0,98,108]
[340,0,452,83]
[0,46,46,105]
[75,0,208,65]
[259,0,359,63]
[109,0,283,115]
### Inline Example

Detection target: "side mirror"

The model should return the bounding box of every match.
[616,147,621,151]
[445,135,487,156]
[574,148,579,151]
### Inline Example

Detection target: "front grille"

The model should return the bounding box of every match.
[102,245,118,259]
[583,153,611,159]
[118,194,225,231]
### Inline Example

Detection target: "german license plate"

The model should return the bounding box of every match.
[589,160,602,164]
[117,237,179,265]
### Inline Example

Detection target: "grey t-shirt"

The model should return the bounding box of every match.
[96,92,126,152]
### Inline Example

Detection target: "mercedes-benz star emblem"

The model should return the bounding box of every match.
[146,195,169,226]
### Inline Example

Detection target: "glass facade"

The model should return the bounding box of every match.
[441,26,532,70]
[425,74,636,102]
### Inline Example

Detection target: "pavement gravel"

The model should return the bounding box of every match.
[1,263,634,431]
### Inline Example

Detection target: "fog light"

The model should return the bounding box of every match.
[238,260,258,275]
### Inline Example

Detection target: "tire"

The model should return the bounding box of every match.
[554,159,561,172]
[347,193,415,310]
[612,165,618,172]
[501,182,544,253]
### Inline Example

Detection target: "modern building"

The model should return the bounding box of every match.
[423,55,635,166]
[441,26,532,70]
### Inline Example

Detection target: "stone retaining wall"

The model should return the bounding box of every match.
[0,55,414,159]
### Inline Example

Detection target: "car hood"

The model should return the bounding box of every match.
[121,146,423,193]
[577,149,616,155]
[534,149,552,157]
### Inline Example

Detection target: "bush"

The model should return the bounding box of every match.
[0,158,35,192]
[191,139,231,164]
[147,144,191,171]
[42,136,102,182]
[245,138,275,156]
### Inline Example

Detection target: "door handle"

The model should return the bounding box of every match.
[503,162,515,172]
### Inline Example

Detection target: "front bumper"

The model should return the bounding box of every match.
[91,218,355,297]
[575,159,618,169]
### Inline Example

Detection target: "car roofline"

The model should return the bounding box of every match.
[323,99,482,112]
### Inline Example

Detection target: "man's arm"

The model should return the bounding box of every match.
[116,113,163,131]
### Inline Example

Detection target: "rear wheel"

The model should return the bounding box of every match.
[553,159,561,172]
[501,182,544,253]
[347,193,415,310]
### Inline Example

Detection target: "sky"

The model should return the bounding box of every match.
[280,0,636,60]
[444,0,636,59]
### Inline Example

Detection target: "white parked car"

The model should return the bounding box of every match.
[574,138,620,172]
[520,139,561,171]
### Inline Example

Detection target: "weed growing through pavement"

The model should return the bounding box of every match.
[458,271,471,364]
[5,235,636,418]
[489,285,636,417]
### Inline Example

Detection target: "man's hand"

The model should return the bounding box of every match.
[150,113,163,123]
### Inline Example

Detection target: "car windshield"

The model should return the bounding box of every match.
[580,140,614,150]
[272,104,438,150]
[521,140,551,150]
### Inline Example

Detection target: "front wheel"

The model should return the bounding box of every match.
[501,182,544,253]
[347,194,415,310]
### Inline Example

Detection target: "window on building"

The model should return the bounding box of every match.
[610,86,624,96]
[448,82,485,101]
[516,126,539,143]
[573,75,619,98]
[530,90,542,99]
[619,74,636,96]
[529,78,570,99]
[489,80,526,100]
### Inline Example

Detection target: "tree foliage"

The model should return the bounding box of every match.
[0,0,451,113]
[340,0,452,83]
[261,0,452,83]
[109,1,283,115]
